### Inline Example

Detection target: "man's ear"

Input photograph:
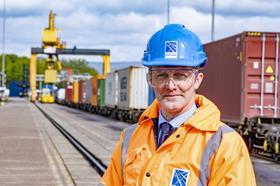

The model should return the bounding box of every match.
[194,73,204,90]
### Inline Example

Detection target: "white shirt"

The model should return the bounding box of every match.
[158,103,197,132]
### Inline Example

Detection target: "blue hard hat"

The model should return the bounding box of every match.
[142,24,207,68]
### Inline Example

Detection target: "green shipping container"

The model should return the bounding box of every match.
[97,78,106,107]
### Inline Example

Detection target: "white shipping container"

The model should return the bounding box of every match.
[85,79,92,104]
[105,71,118,108]
[56,88,65,101]
[117,66,148,110]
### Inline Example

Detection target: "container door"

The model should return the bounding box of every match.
[245,33,280,118]
[97,78,106,107]
[91,77,98,106]
[148,86,156,106]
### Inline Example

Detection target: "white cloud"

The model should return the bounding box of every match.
[1,0,280,62]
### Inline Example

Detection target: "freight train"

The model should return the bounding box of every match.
[55,31,280,160]
[58,66,150,123]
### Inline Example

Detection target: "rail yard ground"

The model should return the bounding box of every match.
[0,98,279,185]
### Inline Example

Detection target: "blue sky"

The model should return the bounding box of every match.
[1,0,280,62]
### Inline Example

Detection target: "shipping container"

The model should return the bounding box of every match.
[116,66,149,110]
[98,78,106,107]
[55,88,65,103]
[148,86,156,106]
[72,80,79,104]
[9,81,20,97]
[78,80,86,104]
[91,77,98,106]
[105,71,118,108]
[8,80,27,97]
[85,79,92,104]
[198,31,280,124]
[65,84,73,103]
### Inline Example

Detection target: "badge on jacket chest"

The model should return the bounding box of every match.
[170,168,190,186]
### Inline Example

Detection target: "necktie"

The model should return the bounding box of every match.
[158,122,173,146]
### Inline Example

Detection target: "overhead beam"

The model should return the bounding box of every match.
[31,47,110,56]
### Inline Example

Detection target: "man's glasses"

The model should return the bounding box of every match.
[147,68,198,88]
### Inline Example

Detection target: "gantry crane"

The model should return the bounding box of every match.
[29,11,110,102]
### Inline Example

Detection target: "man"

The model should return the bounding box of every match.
[101,24,256,186]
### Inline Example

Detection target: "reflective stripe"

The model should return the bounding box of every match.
[121,124,138,177]
[198,125,235,186]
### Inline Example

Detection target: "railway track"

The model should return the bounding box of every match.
[34,102,107,176]
[251,151,280,164]
[35,101,280,179]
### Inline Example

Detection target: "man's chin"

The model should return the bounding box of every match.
[161,102,182,112]
[163,95,181,101]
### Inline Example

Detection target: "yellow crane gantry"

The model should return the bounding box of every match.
[30,11,111,102]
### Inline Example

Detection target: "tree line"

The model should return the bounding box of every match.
[0,54,98,87]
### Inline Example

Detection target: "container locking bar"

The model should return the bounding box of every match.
[274,34,279,117]
[260,33,266,116]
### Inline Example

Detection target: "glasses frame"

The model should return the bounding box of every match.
[147,68,200,88]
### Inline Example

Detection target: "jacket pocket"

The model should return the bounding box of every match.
[123,144,151,184]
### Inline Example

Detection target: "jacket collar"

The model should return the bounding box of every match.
[138,95,221,132]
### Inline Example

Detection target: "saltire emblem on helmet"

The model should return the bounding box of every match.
[165,41,178,59]
[170,168,190,186]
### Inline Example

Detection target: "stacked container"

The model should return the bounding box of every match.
[199,31,280,123]
[72,80,79,104]
[148,86,156,106]
[9,81,23,97]
[65,84,73,104]
[85,79,92,110]
[55,88,65,104]
[105,71,118,108]
[116,66,149,110]
[91,77,98,106]
[98,78,106,107]
[78,80,86,104]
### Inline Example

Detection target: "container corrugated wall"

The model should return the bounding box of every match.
[148,86,156,106]
[117,66,148,110]
[65,85,73,103]
[198,33,243,123]
[78,80,86,104]
[243,32,280,118]
[105,72,118,108]
[56,88,65,101]
[198,31,280,123]
[9,81,22,97]
[98,78,106,107]
[91,77,98,106]
[72,80,79,104]
[85,79,92,104]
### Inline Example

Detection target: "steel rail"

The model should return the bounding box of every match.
[251,151,280,164]
[34,102,107,176]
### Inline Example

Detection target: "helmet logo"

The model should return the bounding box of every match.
[165,41,178,59]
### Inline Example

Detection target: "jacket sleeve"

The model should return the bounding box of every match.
[100,130,125,186]
[208,132,256,186]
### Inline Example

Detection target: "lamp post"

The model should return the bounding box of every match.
[1,0,6,87]
[211,0,215,41]
[167,0,170,24]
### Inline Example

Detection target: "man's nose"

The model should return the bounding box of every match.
[164,78,177,89]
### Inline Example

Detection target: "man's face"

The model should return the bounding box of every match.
[148,66,204,118]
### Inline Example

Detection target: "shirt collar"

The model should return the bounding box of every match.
[158,103,197,129]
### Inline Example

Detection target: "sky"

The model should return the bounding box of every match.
[1,0,280,62]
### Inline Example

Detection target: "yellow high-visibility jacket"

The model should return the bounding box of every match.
[101,95,256,186]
